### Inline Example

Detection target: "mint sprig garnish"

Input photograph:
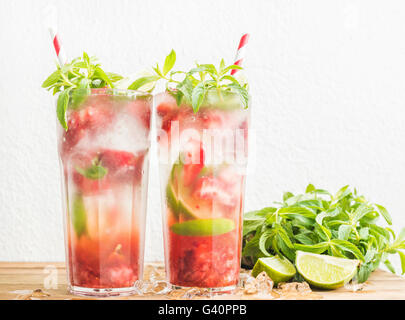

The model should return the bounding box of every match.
[128,50,249,112]
[242,184,405,283]
[42,52,123,130]
[75,157,108,180]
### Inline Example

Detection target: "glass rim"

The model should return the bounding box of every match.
[155,90,251,109]
[68,87,152,97]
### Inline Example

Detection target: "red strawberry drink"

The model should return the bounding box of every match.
[156,91,249,291]
[58,89,151,296]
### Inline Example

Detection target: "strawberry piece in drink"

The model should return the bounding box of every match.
[127,99,151,129]
[181,141,205,187]
[157,101,180,133]
[62,105,114,154]
[192,176,238,208]
[99,149,145,184]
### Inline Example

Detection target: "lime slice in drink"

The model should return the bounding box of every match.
[252,256,296,284]
[170,218,235,236]
[72,194,87,237]
[165,162,225,220]
[295,251,360,289]
[166,181,178,213]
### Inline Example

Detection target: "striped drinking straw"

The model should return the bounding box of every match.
[230,33,250,75]
[43,5,67,65]
[49,29,68,66]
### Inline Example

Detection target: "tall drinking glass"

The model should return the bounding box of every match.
[156,90,250,292]
[57,88,151,296]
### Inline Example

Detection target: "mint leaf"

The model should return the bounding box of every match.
[331,239,365,261]
[42,70,60,88]
[75,162,108,180]
[107,72,124,82]
[83,52,90,67]
[220,64,242,75]
[294,242,329,254]
[189,64,217,76]
[56,89,70,131]
[397,250,405,275]
[219,59,226,72]
[228,82,249,108]
[176,76,193,103]
[191,82,206,112]
[163,49,176,75]
[375,204,392,225]
[384,259,395,273]
[338,224,352,240]
[220,74,240,84]
[357,263,373,283]
[128,76,160,90]
[94,66,113,88]
[305,184,316,193]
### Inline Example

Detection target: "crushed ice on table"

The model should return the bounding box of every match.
[276,282,312,294]
[166,287,214,300]
[274,282,322,300]
[239,271,274,297]
[12,288,51,300]
[344,275,366,292]
[235,269,322,300]
[138,264,172,296]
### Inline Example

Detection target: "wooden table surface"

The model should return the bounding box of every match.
[1,262,404,300]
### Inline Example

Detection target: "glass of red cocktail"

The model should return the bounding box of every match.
[156,90,250,292]
[58,88,151,296]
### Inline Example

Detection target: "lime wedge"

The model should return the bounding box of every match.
[165,162,221,220]
[252,256,296,284]
[166,180,178,214]
[170,218,235,236]
[71,194,87,237]
[295,251,360,289]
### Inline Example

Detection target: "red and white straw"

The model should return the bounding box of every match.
[230,33,250,75]
[43,5,67,65]
[49,28,67,66]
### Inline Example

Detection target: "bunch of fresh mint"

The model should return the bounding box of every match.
[128,50,249,112]
[42,52,123,130]
[242,184,405,282]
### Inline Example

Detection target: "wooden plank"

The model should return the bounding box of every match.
[0,262,404,300]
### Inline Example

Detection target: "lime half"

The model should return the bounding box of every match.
[252,256,296,284]
[295,251,360,289]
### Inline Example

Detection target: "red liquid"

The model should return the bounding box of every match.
[68,232,140,288]
[168,230,241,288]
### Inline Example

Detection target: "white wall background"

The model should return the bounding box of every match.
[1,0,405,270]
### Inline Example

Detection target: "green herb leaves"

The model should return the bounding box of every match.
[75,156,108,180]
[56,89,71,130]
[128,50,250,112]
[163,49,176,75]
[42,52,123,130]
[242,184,405,283]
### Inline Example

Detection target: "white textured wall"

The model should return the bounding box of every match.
[1,0,405,269]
